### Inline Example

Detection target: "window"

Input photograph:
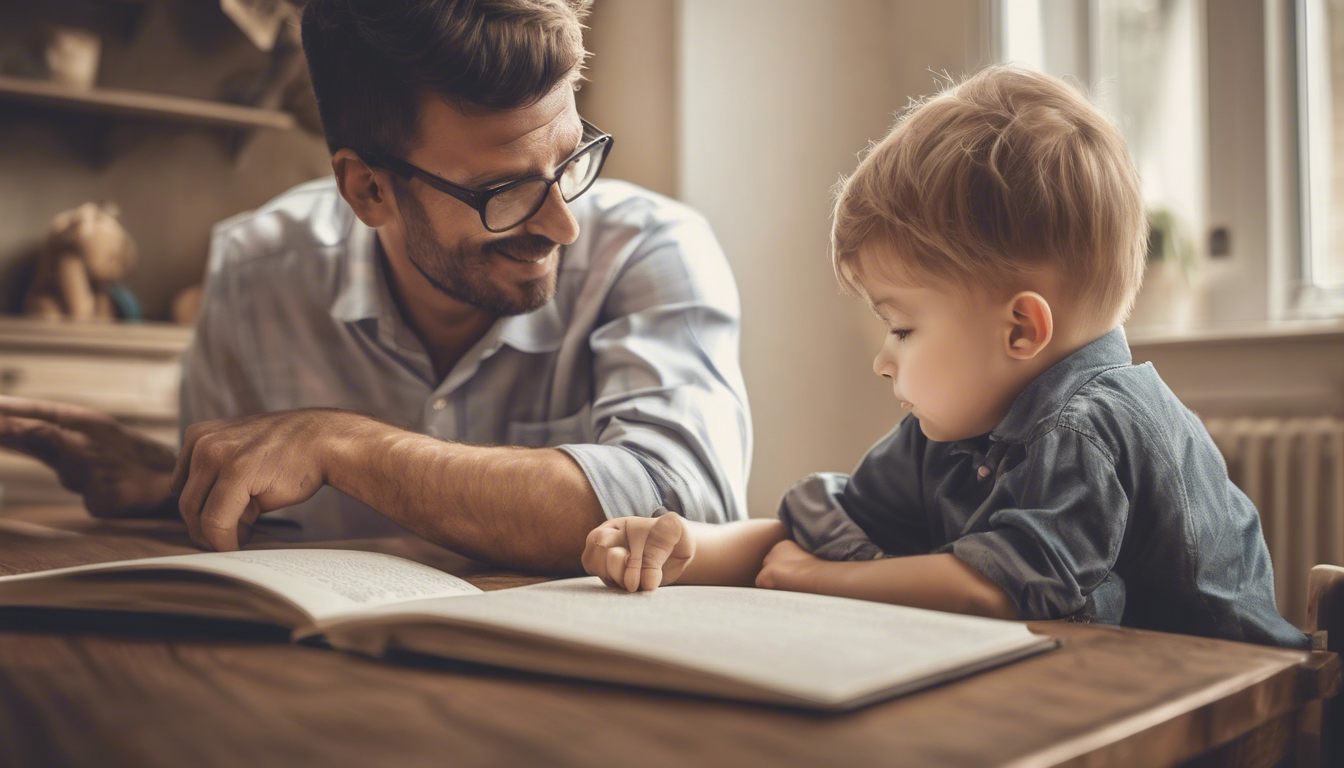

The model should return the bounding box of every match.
[1297,0,1344,310]
[995,0,1344,325]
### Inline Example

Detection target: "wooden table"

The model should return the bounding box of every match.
[0,505,1338,768]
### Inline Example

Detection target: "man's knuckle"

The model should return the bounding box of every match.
[197,438,233,464]
[199,515,232,532]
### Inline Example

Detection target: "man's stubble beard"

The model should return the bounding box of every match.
[398,185,560,316]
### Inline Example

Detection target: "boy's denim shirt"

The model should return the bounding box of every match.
[778,327,1309,649]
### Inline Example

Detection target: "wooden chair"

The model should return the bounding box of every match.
[1307,564,1344,768]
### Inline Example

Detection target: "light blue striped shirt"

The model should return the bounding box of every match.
[181,177,751,539]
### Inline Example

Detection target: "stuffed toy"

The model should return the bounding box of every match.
[171,283,203,326]
[25,202,141,322]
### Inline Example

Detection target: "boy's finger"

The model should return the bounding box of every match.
[605,546,632,591]
[588,526,625,550]
[623,522,652,593]
[638,513,684,590]
[581,536,612,581]
[582,548,620,589]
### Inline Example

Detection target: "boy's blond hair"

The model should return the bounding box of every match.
[831,65,1147,328]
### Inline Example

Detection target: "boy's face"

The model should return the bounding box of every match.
[856,253,1027,443]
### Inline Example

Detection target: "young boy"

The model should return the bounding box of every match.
[582,66,1308,649]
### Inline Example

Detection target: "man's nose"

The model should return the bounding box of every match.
[524,184,580,245]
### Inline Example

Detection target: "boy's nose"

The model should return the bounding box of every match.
[872,355,893,379]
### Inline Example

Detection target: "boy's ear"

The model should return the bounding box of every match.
[1004,291,1053,360]
[332,149,395,228]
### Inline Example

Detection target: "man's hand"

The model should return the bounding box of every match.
[755,538,824,591]
[582,512,696,592]
[0,395,177,517]
[173,408,356,551]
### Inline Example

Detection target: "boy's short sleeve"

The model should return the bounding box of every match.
[777,418,931,560]
[945,427,1128,620]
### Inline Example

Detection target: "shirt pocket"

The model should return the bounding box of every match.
[504,403,594,447]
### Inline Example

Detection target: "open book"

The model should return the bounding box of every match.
[0,549,1055,711]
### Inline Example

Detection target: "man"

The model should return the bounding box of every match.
[0,0,750,573]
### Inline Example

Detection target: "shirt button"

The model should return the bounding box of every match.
[977,465,991,480]
[432,398,448,411]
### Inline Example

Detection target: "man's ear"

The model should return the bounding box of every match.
[332,149,395,228]
[1004,291,1053,360]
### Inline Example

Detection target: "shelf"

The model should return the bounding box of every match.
[1126,318,1344,348]
[0,75,295,130]
[0,316,193,357]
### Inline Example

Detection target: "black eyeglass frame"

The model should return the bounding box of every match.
[368,119,614,233]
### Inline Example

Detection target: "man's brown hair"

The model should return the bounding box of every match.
[301,0,593,159]
[831,65,1147,328]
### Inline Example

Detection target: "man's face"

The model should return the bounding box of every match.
[391,85,584,316]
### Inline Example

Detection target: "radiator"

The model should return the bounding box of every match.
[1204,417,1344,627]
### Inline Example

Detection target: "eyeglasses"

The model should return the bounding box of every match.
[370,119,613,233]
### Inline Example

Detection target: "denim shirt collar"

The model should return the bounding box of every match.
[985,326,1132,445]
[329,220,565,354]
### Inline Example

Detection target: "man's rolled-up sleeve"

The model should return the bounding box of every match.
[946,429,1128,620]
[557,215,750,524]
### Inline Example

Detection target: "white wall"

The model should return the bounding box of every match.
[578,0,678,199]
[585,1,982,516]
[676,0,982,515]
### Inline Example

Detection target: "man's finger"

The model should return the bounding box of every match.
[198,473,255,552]
[179,481,208,549]
[170,426,208,497]
[0,415,66,467]
[637,513,684,591]
[176,442,223,548]
[0,396,80,424]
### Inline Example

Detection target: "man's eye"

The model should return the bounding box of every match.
[889,328,913,341]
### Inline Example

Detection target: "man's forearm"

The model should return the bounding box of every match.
[326,417,605,573]
[786,553,1020,619]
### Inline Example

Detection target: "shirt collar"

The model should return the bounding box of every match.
[494,301,566,353]
[329,219,382,324]
[329,220,566,354]
[988,326,1133,444]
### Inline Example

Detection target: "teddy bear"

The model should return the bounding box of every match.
[24,202,139,322]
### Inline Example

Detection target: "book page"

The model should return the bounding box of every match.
[0,549,481,626]
[320,577,1053,708]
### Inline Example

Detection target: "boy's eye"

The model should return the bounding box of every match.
[889,328,913,341]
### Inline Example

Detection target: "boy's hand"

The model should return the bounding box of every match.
[582,512,696,592]
[756,538,824,591]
